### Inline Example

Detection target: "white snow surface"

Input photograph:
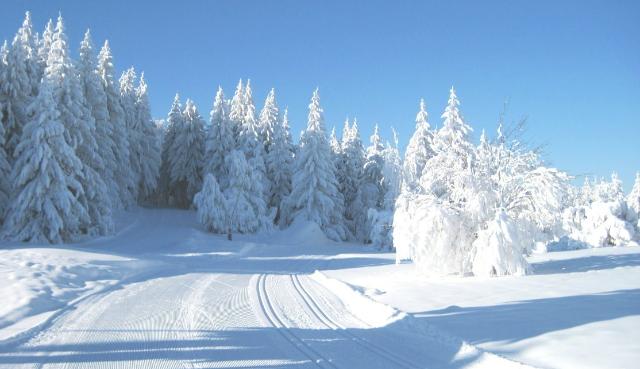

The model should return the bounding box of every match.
[0,208,637,368]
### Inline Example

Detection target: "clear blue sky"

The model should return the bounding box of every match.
[2,1,639,190]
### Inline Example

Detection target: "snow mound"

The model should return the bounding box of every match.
[272,218,333,246]
[311,270,405,327]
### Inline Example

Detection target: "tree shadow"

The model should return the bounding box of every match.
[414,289,640,345]
[0,321,485,368]
[531,253,640,275]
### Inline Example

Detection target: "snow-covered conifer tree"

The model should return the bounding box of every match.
[194,173,227,233]
[134,73,160,200]
[224,150,270,233]
[46,15,112,235]
[78,29,117,210]
[158,94,182,206]
[237,80,269,205]
[0,105,10,223]
[98,40,135,208]
[402,98,434,192]
[341,119,366,240]
[170,99,205,208]
[3,80,89,243]
[420,87,475,206]
[36,19,54,75]
[2,13,39,157]
[228,79,244,144]
[204,87,234,189]
[628,173,640,226]
[286,89,347,241]
[120,67,141,199]
[265,105,294,225]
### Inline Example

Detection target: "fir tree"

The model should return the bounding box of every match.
[98,40,135,208]
[119,67,141,199]
[3,80,89,243]
[286,89,347,241]
[46,15,112,235]
[78,29,117,211]
[341,119,366,240]
[265,105,294,226]
[204,87,234,189]
[36,19,54,75]
[158,94,182,206]
[134,73,160,200]
[228,79,244,145]
[403,98,434,192]
[194,173,227,233]
[2,12,38,157]
[170,99,205,208]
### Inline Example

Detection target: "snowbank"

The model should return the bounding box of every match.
[0,247,150,342]
[311,270,405,327]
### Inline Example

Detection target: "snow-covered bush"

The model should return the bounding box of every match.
[561,174,638,248]
[194,173,227,233]
[471,211,531,277]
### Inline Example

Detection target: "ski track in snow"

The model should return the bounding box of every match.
[0,209,545,368]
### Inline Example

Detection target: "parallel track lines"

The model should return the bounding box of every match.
[256,274,337,369]
[291,274,423,369]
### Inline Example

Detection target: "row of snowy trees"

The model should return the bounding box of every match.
[0,13,160,243]
[394,87,640,277]
[164,80,402,242]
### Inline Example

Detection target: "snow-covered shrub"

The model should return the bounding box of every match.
[471,211,531,277]
[194,173,227,233]
[561,174,638,248]
[393,193,474,275]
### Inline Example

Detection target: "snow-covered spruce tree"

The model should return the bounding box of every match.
[134,73,160,200]
[46,15,112,235]
[361,125,386,244]
[194,173,227,233]
[119,67,141,200]
[265,106,294,226]
[402,98,434,192]
[258,88,279,153]
[158,94,182,206]
[341,119,366,240]
[3,80,89,243]
[98,40,135,208]
[2,13,39,158]
[204,87,234,190]
[78,29,118,211]
[285,89,347,241]
[36,19,54,76]
[170,99,205,208]
[0,106,10,223]
[228,79,244,145]
[238,80,270,208]
[224,150,270,233]
[369,128,403,249]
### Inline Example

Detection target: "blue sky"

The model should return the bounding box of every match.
[1,1,639,190]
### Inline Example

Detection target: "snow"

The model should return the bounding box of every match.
[1,208,636,368]
[325,245,640,369]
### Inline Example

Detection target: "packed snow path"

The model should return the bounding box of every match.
[0,209,531,368]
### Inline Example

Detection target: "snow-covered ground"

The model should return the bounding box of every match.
[0,208,637,368]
